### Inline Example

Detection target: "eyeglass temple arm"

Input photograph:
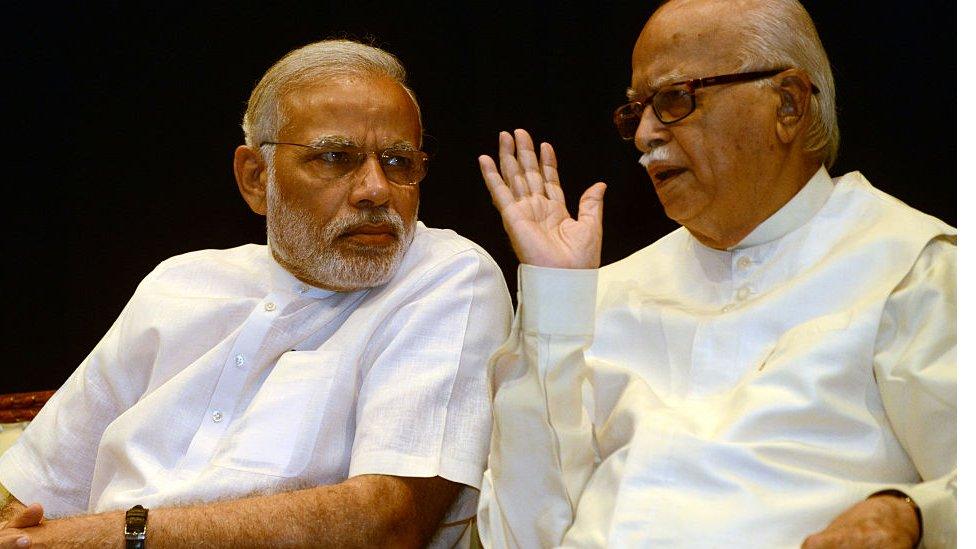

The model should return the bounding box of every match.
[690,69,820,94]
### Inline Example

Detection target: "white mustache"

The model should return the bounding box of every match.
[638,148,676,168]
[327,208,406,243]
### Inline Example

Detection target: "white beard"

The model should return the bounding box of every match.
[265,174,416,291]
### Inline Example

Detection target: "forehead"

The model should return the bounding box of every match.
[630,0,748,95]
[277,75,421,146]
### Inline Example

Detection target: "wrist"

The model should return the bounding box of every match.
[869,489,922,548]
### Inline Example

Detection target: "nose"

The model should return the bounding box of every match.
[349,153,392,208]
[633,106,671,154]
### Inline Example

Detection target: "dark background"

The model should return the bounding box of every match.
[3,2,955,393]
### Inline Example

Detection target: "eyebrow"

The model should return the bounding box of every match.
[307,135,418,151]
[308,135,358,148]
[386,140,419,152]
[626,69,690,100]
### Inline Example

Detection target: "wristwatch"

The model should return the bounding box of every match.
[125,505,148,549]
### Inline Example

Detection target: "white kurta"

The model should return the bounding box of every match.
[479,169,956,548]
[0,222,513,547]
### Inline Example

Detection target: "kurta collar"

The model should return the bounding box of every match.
[731,166,834,250]
[266,247,336,299]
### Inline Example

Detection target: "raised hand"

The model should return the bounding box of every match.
[479,129,607,269]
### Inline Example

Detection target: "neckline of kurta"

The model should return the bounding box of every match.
[265,247,337,299]
[729,165,834,251]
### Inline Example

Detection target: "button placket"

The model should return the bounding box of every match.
[726,251,758,309]
[180,290,290,472]
[736,285,753,301]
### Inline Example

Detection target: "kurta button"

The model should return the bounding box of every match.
[235,354,245,367]
[736,256,752,269]
[736,286,753,300]
[211,410,224,423]
[264,302,276,312]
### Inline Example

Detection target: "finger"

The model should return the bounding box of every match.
[513,129,545,196]
[6,505,42,529]
[498,132,529,198]
[578,182,607,225]
[479,155,516,211]
[0,533,30,548]
[539,142,565,204]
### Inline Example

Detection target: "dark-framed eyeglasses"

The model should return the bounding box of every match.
[613,67,819,140]
[260,141,430,186]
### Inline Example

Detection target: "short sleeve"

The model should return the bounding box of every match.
[348,249,512,489]
[0,265,167,517]
[0,303,135,516]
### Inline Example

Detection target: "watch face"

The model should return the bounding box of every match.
[126,505,148,534]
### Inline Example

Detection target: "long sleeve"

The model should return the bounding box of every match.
[478,265,599,548]
[873,236,957,548]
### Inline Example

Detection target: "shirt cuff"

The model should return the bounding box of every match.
[518,264,598,336]
[900,476,957,549]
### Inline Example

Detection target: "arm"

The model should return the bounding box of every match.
[2,474,459,548]
[804,236,957,548]
[0,497,27,524]
[476,130,606,547]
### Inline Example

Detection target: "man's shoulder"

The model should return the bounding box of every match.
[831,171,956,237]
[139,243,269,291]
[400,222,503,275]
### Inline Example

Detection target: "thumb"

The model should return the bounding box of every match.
[6,504,43,528]
[578,182,607,226]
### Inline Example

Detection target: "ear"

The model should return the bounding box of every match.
[234,145,269,216]
[774,69,815,145]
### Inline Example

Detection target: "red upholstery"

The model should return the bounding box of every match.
[0,390,55,423]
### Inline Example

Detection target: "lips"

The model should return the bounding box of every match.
[340,223,398,245]
[647,165,688,187]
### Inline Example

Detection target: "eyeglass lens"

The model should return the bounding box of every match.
[613,87,696,139]
[653,88,695,123]
[314,149,427,185]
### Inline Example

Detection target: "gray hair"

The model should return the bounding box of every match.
[735,0,839,167]
[241,39,422,153]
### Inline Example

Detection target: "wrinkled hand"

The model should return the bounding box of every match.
[802,495,919,548]
[479,129,606,269]
[0,503,43,548]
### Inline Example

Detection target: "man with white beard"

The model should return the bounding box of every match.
[0,39,511,548]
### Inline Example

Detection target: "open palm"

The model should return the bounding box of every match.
[479,129,607,269]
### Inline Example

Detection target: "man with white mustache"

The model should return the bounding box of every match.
[0,39,511,548]
[476,0,955,547]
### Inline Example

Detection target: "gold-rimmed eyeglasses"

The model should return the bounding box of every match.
[261,141,430,186]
